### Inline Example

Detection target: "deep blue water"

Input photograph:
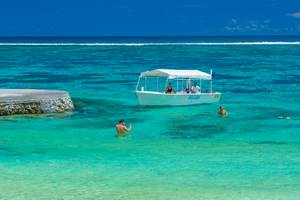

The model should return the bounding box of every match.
[1,35,300,43]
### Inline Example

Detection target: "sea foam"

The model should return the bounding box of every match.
[0,42,300,46]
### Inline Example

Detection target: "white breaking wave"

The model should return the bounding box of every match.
[0,42,300,46]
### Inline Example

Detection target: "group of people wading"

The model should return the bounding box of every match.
[116,105,227,137]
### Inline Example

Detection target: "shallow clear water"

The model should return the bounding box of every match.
[0,37,300,199]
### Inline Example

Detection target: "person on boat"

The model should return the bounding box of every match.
[191,82,201,93]
[116,119,132,136]
[218,106,228,117]
[165,83,175,94]
[185,87,190,94]
[185,79,191,94]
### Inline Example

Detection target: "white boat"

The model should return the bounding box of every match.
[135,69,221,106]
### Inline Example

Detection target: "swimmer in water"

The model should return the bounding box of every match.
[218,106,228,117]
[116,119,132,136]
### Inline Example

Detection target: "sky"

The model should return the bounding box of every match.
[0,0,300,36]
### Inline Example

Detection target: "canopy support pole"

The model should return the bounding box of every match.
[210,69,213,93]
[199,79,202,92]
[136,76,141,91]
[165,78,168,89]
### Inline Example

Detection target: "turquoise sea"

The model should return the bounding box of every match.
[0,36,300,200]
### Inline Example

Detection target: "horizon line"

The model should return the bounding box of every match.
[0,34,300,38]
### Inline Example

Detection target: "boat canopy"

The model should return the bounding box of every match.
[140,69,211,80]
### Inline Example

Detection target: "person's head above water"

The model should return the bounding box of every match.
[218,106,227,117]
[194,82,198,86]
[119,119,125,124]
[219,106,225,110]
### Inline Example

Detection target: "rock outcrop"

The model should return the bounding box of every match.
[0,89,74,116]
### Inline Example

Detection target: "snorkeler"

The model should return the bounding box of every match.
[218,106,228,117]
[116,119,132,136]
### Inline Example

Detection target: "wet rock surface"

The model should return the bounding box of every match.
[0,89,74,116]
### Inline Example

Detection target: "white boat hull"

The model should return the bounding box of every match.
[136,91,221,106]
